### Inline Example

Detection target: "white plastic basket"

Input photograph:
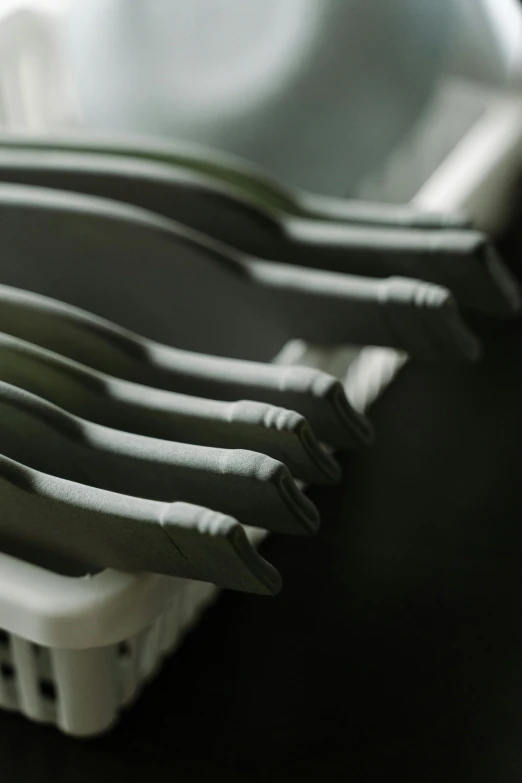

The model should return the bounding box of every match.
[0,556,221,736]
[0,2,521,737]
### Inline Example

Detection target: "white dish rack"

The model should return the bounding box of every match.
[0,3,521,737]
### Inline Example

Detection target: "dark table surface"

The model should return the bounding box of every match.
[3,212,522,783]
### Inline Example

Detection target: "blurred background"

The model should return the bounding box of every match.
[2,0,522,208]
